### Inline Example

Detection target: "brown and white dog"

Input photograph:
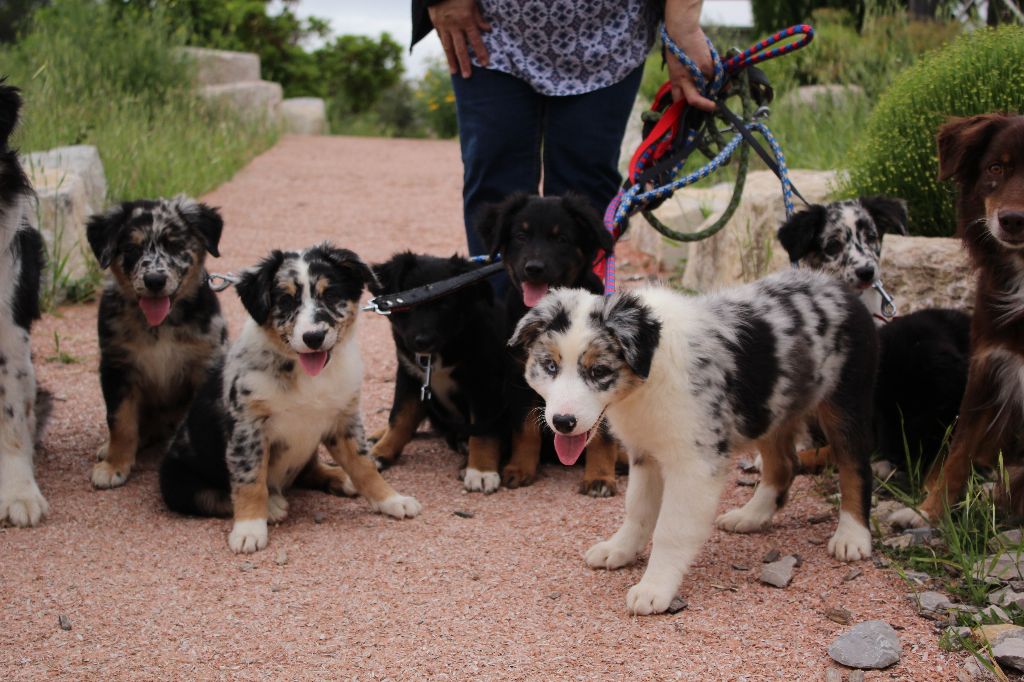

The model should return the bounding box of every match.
[891,113,1024,528]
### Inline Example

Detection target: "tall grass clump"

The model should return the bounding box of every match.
[0,0,278,202]
[842,25,1024,236]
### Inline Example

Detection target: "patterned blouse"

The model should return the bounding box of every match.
[476,0,662,96]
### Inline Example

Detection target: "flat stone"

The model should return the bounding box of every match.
[993,638,1024,671]
[666,596,688,614]
[827,620,902,670]
[908,590,953,614]
[991,529,1024,550]
[23,144,106,215]
[979,605,1010,623]
[824,606,852,625]
[760,555,798,588]
[960,656,997,681]
[903,570,932,584]
[988,585,1024,609]
[281,97,327,135]
[58,614,71,631]
[976,552,1024,580]
[880,235,974,315]
[178,46,261,86]
[199,80,282,124]
[978,624,1024,646]
[274,549,288,566]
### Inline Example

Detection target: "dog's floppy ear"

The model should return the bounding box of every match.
[937,114,1009,182]
[173,195,223,257]
[777,204,828,263]
[321,243,379,290]
[236,250,285,325]
[475,192,531,260]
[602,292,661,379]
[0,80,21,147]
[861,196,909,236]
[560,192,614,258]
[369,251,418,296]
[507,303,552,354]
[86,203,132,269]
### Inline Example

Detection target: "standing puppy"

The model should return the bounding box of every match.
[510,270,877,614]
[160,244,421,553]
[0,81,48,526]
[87,197,227,488]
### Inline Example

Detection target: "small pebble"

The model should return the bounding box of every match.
[731,563,750,571]
[274,549,288,566]
[453,510,474,518]
[240,561,255,572]
[807,537,825,546]
[762,549,781,563]
[825,606,852,625]
[760,556,798,588]
[667,596,688,614]
[849,670,865,682]
[270,585,282,593]
[844,568,863,582]
[548,591,560,600]
[58,614,71,631]
[807,512,832,525]
[313,512,326,524]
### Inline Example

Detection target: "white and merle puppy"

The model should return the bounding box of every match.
[509,270,878,615]
[86,196,227,488]
[0,81,48,527]
[777,197,908,317]
[160,244,421,554]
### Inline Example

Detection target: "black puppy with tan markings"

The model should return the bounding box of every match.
[86,197,227,488]
[160,244,421,553]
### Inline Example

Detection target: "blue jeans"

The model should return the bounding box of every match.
[452,64,645,257]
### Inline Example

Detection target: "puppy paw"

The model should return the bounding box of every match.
[579,477,617,498]
[828,517,873,561]
[463,468,500,494]
[373,494,422,519]
[626,581,675,615]
[326,471,357,497]
[501,464,535,489]
[91,460,130,489]
[228,519,268,554]
[267,494,289,523]
[888,506,930,530]
[585,539,638,570]
[715,506,772,534]
[0,481,48,527]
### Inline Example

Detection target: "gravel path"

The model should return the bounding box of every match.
[2,135,958,680]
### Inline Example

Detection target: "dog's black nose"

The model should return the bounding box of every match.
[524,260,546,278]
[302,330,326,350]
[143,272,167,292]
[1000,211,1024,236]
[552,414,577,434]
[413,333,436,352]
[854,265,875,283]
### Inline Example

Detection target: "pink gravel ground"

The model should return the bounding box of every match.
[1,135,961,679]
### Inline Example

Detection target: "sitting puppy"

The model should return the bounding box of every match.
[0,81,49,526]
[778,198,971,472]
[86,196,227,488]
[510,269,877,615]
[160,244,421,553]
[476,193,620,496]
[368,252,507,490]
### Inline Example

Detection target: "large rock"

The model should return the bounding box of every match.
[281,97,327,135]
[679,169,838,292]
[22,145,106,217]
[178,47,261,86]
[200,81,282,124]
[827,620,902,670]
[879,235,974,314]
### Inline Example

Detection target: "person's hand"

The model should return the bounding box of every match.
[664,3,715,112]
[429,0,491,79]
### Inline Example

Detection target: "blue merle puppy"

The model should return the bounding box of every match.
[509,269,878,614]
[86,196,227,489]
[160,244,421,554]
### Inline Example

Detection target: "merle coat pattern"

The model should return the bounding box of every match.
[0,80,48,527]
[86,197,227,489]
[510,270,877,615]
[475,193,620,496]
[368,252,508,487]
[159,244,421,554]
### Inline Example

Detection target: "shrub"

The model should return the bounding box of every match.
[842,25,1024,236]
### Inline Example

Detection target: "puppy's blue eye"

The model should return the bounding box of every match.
[543,359,558,375]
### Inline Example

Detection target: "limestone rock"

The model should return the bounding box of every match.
[908,590,953,615]
[879,235,974,315]
[988,586,1024,609]
[975,553,1024,581]
[179,46,261,86]
[22,145,106,217]
[680,169,838,292]
[827,620,902,670]
[27,168,92,281]
[200,81,282,124]
[760,555,798,588]
[281,97,327,135]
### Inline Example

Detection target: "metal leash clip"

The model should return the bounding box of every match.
[207,272,240,292]
[873,280,897,319]
[416,353,433,402]
[361,299,393,316]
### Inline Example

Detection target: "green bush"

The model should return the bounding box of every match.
[1,0,277,202]
[842,25,1024,236]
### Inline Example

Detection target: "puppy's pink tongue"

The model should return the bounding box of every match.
[138,296,170,327]
[553,433,587,466]
[522,282,549,308]
[298,351,328,377]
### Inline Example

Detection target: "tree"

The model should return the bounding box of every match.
[0,0,49,43]
[316,33,404,114]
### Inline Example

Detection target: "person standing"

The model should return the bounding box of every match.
[410,0,715,256]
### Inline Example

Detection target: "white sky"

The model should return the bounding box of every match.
[274,1,753,76]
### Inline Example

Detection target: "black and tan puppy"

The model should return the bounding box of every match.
[368,252,507,491]
[86,197,227,488]
[476,192,620,496]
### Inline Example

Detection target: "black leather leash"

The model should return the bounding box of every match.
[362,261,504,315]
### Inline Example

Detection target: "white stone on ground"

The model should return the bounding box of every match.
[827,620,902,669]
